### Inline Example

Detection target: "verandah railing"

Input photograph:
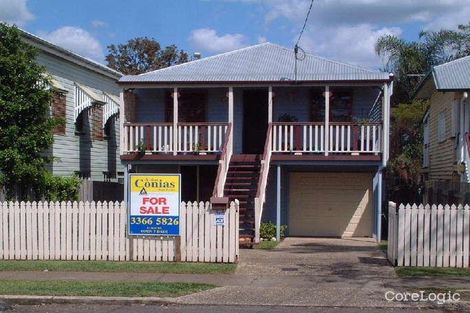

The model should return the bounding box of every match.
[123,122,229,154]
[271,122,382,154]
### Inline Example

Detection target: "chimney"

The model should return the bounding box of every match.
[193,52,201,60]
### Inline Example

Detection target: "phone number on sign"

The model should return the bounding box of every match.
[130,217,179,226]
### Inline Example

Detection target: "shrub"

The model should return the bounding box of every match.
[260,222,287,240]
[43,174,81,201]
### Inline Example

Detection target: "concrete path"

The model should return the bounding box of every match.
[1,237,468,309]
[175,238,418,307]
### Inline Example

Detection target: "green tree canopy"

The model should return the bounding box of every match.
[0,23,56,199]
[106,37,189,75]
[376,22,470,105]
[376,22,470,203]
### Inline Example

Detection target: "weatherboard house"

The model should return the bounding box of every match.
[19,30,124,199]
[118,43,393,243]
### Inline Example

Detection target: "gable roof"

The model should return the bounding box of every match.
[414,55,470,99]
[20,29,122,79]
[119,43,391,84]
[432,55,470,90]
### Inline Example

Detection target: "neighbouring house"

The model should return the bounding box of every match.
[416,55,470,204]
[118,43,393,243]
[20,30,125,200]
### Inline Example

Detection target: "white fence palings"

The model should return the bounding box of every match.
[0,201,239,263]
[388,202,470,268]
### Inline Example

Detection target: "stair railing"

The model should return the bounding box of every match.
[254,124,273,242]
[212,123,233,199]
[464,133,470,182]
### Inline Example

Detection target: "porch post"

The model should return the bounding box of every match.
[228,87,234,124]
[382,83,389,166]
[173,87,178,155]
[268,86,273,123]
[375,168,383,242]
[276,165,281,241]
[119,90,125,155]
[324,86,330,156]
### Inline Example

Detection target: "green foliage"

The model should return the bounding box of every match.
[387,100,429,202]
[0,23,56,200]
[106,37,189,75]
[376,22,470,104]
[260,222,287,240]
[42,174,81,201]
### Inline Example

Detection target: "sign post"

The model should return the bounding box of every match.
[128,174,181,236]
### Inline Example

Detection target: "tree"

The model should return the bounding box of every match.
[376,23,470,203]
[106,37,189,75]
[376,22,470,105]
[0,24,56,199]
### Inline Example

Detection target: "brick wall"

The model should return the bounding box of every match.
[52,91,66,135]
[92,105,104,141]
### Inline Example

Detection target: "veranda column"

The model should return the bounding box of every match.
[268,86,273,123]
[173,87,178,155]
[382,83,389,166]
[324,86,330,156]
[228,87,234,125]
[276,165,281,241]
[119,90,125,155]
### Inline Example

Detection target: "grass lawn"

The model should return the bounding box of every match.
[0,260,236,274]
[255,240,279,250]
[396,267,470,278]
[0,280,214,297]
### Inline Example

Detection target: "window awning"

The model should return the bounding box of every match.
[74,83,105,121]
[102,93,120,127]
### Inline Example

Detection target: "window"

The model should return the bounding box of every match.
[310,90,353,122]
[438,111,447,142]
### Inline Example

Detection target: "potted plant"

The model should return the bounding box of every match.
[136,140,146,157]
[193,142,206,155]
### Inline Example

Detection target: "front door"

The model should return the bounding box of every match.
[243,90,268,154]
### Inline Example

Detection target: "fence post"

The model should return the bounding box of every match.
[387,201,396,265]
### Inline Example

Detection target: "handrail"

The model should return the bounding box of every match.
[253,124,273,242]
[272,121,382,126]
[212,123,233,198]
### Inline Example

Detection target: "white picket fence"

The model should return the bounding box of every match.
[0,201,239,263]
[388,202,470,267]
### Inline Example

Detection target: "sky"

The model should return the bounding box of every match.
[1,0,469,69]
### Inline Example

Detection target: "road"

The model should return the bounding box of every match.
[1,304,461,313]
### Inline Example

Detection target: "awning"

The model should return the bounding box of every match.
[74,83,105,121]
[102,93,120,127]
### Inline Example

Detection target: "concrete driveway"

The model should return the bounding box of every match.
[176,238,433,308]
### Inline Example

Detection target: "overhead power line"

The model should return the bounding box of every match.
[294,0,315,81]
[295,0,315,47]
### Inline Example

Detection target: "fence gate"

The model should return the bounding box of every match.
[0,201,239,263]
[388,202,470,267]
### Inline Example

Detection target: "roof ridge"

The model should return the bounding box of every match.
[434,55,470,69]
[257,42,382,73]
[138,42,272,77]
[19,28,122,77]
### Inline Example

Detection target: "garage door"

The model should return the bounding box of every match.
[288,172,373,237]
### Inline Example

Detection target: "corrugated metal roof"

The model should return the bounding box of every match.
[119,43,390,84]
[433,55,470,90]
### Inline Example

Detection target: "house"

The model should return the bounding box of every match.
[20,30,125,199]
[416,56,470,204]
[118,43,393,243]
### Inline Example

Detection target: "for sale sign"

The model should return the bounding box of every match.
[128,174,181,236]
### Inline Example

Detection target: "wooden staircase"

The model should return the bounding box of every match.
[224,154,261,247]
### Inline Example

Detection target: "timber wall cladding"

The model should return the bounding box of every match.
[0,201,239,263]
[388,202,470,267]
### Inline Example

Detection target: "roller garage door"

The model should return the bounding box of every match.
[288,172,373,237]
